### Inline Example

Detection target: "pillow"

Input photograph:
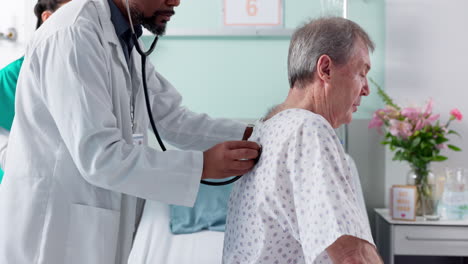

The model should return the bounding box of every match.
[169,178,233,234]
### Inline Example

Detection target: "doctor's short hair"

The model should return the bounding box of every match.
[287,17,374,89]
[34,0,68,29]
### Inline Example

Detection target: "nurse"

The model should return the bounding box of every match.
[0,0,260,263]
[0,0,70,182]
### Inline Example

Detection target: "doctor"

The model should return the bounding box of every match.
[0,0,260,263]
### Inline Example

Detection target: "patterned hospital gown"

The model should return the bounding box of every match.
[222,109,374,264]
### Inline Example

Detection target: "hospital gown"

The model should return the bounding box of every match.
[222,108,374,264]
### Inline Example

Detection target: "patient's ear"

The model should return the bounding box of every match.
[316,54,332,83]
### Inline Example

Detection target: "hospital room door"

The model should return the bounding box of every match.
[0,0,36,68]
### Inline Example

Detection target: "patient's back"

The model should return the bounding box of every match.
[222,108,374,264]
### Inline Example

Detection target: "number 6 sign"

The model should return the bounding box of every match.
[224,0,283,26]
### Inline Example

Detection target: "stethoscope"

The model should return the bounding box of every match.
[124,0,242,186]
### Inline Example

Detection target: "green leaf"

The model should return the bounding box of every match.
[433,155,448,162]
[448,144,462,151]
[421,157,432,163]
[369,78,401,110]
[448,130,461,136]
[411,137,421,148]
[435,137,449,144]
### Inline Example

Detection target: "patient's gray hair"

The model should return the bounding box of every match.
[288,17,374,89]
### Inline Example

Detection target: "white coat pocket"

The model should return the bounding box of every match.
[64,203,120,264]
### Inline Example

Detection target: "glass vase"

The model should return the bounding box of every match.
[420,182,441,220]
[406,165,435,217]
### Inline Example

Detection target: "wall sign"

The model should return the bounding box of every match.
[224,0,283,26]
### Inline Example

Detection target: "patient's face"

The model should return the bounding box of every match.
[329,39,371,127]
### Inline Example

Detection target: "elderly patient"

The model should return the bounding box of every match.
[222,17,382,264]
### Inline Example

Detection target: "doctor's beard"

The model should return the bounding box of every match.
[130,6,174,36]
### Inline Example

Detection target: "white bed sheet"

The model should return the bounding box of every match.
[128,200,224,264]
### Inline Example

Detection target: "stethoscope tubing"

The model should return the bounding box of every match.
[137,37,242,186]
[125,1,242,186]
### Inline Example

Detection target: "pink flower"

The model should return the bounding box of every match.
[375,109,387,118]
[369,112,384,130]
[384,106,400,119]
[414,119,424,131]
[401,107,420,120]
[427,114,440,122]
[424,98,433,116]
[389,119,413,139]
[368,87,462,161]
[413,113,440,132]
[450,108,463,121]
[420,114,440,130]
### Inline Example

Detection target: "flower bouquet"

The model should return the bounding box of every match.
[368,79,463,215]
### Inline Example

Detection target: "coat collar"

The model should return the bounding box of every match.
[90,0,135,81]
[90,0,145,95]
[107,0,143,58]
[91,0,121,46]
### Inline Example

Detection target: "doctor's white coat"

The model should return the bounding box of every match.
[0,0,246,263]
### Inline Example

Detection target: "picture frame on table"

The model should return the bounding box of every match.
[390,185,417,221]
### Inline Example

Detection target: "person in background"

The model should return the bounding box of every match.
[223,17,383,264]
[0,0,70,182]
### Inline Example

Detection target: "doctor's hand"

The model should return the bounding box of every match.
[201,141,260,180]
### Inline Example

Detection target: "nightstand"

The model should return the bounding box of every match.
[375,208,468,264]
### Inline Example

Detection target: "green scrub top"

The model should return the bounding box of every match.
[0,56,24,182]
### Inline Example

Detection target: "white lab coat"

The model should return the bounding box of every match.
[0,0,246,263]
[0,127,7,170]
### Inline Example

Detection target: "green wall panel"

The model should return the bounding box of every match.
[147,37,290,119]
[348,0,386,118]
[145,0,384,120]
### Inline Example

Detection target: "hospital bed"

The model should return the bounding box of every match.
[129,128,367,264]
[128,200,224,264]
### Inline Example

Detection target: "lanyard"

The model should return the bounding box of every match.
[130,88,136,133]
[128,51,137,133]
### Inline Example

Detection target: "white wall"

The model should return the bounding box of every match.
[385,0,468,205]
[0,0,36,68]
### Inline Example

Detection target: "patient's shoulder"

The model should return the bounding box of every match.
[290,110,345,163]
[258,109,338,151]
[294,111,338,144]
[300,112,335,134]
[272,109,334,133]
